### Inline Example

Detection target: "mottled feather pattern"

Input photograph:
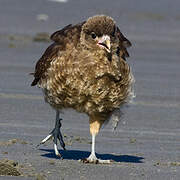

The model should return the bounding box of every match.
[31,43,63,86]
[31,22,85,86]
[40,47,133,116]
[31,15,133,125]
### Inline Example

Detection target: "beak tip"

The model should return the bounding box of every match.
[98,35,111,52]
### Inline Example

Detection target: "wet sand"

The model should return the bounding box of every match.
[0,0,180,179]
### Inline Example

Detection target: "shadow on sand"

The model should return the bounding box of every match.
[39,149,144,163]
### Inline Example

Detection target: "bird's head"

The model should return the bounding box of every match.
[80,15,119,54]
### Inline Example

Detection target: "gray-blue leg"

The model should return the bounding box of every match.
[38,110,66,157]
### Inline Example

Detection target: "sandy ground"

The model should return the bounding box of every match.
[0,0,180,179]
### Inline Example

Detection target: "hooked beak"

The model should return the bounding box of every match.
[97,35,111,53]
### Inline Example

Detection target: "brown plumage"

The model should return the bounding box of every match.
[31,15,134,163]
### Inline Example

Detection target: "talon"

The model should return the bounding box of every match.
[37,111,66,158]
[80,158,112,164]
[80,159,88,163]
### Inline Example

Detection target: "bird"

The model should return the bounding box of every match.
[31,15,134,164]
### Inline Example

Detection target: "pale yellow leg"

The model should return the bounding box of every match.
[81,115,112,164]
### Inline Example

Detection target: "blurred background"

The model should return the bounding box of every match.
[0,0,179,179]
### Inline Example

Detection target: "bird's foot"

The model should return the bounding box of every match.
[37,118,66,157]
[80,154,113,164]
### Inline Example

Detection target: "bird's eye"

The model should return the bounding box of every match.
[91,32,96,39]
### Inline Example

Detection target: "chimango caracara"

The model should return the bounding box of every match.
[31,15,134,163]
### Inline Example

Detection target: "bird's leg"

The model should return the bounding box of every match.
[82,133,111,164]
[81,116,112,164]
[85,133,98,162]
[37,110,66,157]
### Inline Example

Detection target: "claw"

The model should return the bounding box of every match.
[54,144,62,158]
[79,153,113,164]
[37,115,66,157]
[36,134,53,147]
[80,158,113,164]
[41,134,53,144]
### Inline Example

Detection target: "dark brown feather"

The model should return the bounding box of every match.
[50,24,72,42]
[50,21,86,44]
[116,26,131,60]
[31,22,85,86]
[31,43,63,86]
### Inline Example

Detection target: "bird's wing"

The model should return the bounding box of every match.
[116,26,132,60]
[31,21,86,86]
[50,21,86,45]
[31,43,62,86]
